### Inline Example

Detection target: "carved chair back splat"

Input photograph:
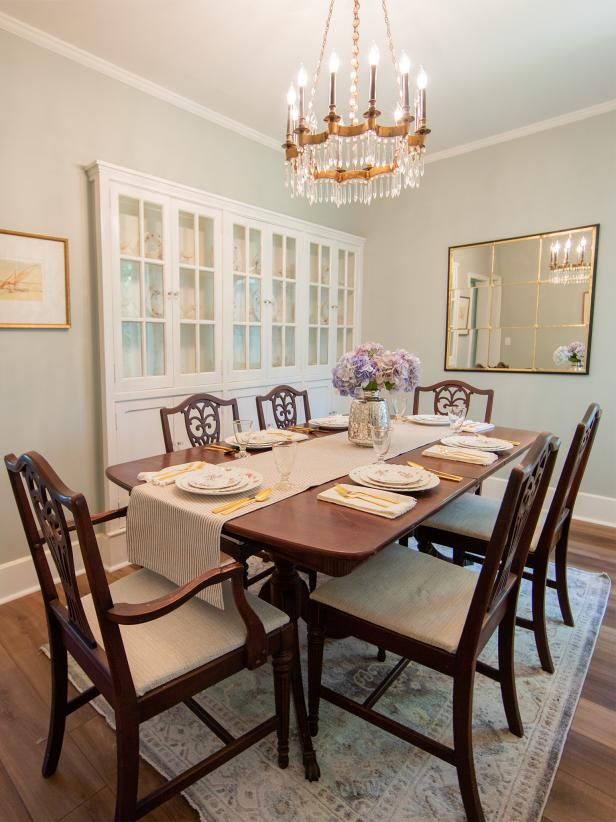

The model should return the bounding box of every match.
[160,393,240,452]
[413,379,494,423]
[256,385,312,430]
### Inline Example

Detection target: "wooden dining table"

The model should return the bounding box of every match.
[106,424,539,780]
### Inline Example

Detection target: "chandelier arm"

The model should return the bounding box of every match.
[308,0,337,122]
[381,0,402,100]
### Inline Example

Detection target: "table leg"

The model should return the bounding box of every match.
[270,558,320,781]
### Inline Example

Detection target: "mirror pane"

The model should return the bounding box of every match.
[537,281,588,327]
[493,238,540,284]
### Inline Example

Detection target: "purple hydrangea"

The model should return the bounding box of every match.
[332,343,421,396]
[553,341,586,366]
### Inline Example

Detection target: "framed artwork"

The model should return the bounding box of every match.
[0,228,70,328]
[454,294,470,334]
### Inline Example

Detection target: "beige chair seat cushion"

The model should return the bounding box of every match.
[421,493,547,552]
[311,544,478,652]
[82,569,289,696]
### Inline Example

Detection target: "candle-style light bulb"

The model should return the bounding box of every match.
[287,85,297,106]
[368,43,379,105]
[328,51,339,109]
[285,85,296,140]
[417,65,428,89]
[399,52,411,113]
[399,52,411,75]
[564,235,572,266]
[416,65,428,130]
[297,65,307,88]
[394,105,403,124]
[297,65,307,122]
[329,51,340,74]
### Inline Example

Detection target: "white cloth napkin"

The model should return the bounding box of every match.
[422,445,498,466]
[137,461,207,486]
[317,483,417,519]
[309,415,349,427]
[460,421,496,433]
[244,428,308,444]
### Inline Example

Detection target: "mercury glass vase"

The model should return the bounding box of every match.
[348,390,391,447]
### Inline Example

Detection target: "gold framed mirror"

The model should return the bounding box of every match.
[445,224,598,374]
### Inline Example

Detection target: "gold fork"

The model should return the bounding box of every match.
[212,488,273,515]
[406,460,463,482]
[154,461,208,481]
[334,485,394,508]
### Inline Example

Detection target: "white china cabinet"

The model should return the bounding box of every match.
[88,162,364,521]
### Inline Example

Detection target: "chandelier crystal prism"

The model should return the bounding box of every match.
[283,0,430,206]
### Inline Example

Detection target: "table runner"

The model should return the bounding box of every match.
[126,422,444,608]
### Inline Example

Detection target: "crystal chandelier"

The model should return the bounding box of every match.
[283,0,431,206]
[549,235,591,284]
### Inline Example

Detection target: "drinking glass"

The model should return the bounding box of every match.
[371,425,391,463]
[391,392,407,421]
[233,419,253,458]
[272,440,297,490]
[448,406,467,432]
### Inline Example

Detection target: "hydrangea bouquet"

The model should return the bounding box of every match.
[332,342,421,397]
[553,341,586,368]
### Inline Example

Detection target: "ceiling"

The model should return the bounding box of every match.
[2,0,616,153]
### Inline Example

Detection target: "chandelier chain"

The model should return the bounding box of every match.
[308,0,336,121]
[381,0,402,100]
[349,0,360,123]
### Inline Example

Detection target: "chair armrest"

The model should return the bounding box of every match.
[66,506,128,533]
[105,561,243,625]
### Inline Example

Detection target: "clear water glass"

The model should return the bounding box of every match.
[448,406,467,432]
[371,426,391,463]
[391,392,407,421]
[233,419,253,458]
[272,440,297,490]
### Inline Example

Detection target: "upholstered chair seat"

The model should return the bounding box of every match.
[82,568,289,696]
[420,493,548,552]
[311,543,478,652]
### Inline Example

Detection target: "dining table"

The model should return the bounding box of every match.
[106,424,539,780]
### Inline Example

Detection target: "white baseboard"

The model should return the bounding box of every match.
[1,486,613,605]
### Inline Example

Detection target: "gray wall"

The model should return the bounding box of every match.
[356,110,616,498]
[0,29,356,564]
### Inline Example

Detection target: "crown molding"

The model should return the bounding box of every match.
[2,10,616,165]
[425,98,616,164]
[0,10,281,151]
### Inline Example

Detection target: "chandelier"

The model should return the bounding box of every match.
[283,0,430,206]
[549,235,591,284]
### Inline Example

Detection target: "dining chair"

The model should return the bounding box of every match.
[5,450,294,822]
[307,433,559,822]
[414,402,602,673]
[160,392,239,452]
[413,379,494,423]
[256,385,312,430]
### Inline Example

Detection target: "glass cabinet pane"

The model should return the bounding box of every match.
[346,290,354,324]
[199,324,215,372]
[319,328,329,364]
[233,275,246,322]
[179,211,195,264]
[338,249,346,284]
[285,327,295,366]
[272,234,283,277]
[337,328,344,359]
[199,271,215,321]
[145,323,165,376]
[233,326,246,369]
[286,237,296,278]
[233,225,246,272]
[310,243,319,282]
[321,247,330,283]
[248,277,261,322]
[120,259,141,318]
[320,287,329,324]
[272,280,283,323]
[272,325,283,367]
[122,322,142,377]
[144,202,163,260]
[309,286,318,325]
[180,324,197,373]
[249,229,261,275]
[347,252,355,287]
[145,264,164,319]
[249,326,261,369]
[180,268,196,319]
[119,196,140,256]
[308,327,318,365]
[285,282,296,323]
[198,216,214,268]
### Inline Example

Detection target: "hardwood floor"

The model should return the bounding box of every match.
[0,520,613,821]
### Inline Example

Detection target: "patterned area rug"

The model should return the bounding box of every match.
[51,558,609,821]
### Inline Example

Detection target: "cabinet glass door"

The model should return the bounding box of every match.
[176,209,218,378]
[307,241,332,367]
[231,221,263,373]
[336,248,357,358]
[117,193,170,386]
[271,232,297,369]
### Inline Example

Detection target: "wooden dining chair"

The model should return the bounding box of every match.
[160,392,239,452]
[256,385,312,430]
[5,450,294,822]
[307,433,559,822]
[415,402,602,673]
[413,379,494,423]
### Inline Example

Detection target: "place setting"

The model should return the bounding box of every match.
[224,418,309,456]
[307,414,349,430]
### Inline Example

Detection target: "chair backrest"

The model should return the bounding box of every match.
[160,393,240,452]
[255,385,312,430]
[460,433,560,653]
[537,402,602,554]
[413,379,494,422]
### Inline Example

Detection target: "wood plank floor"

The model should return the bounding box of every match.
[0,520,613,821]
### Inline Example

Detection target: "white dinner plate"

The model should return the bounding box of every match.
[405,414,451,426]
[224,430,307,450]
[187,466,247,490]
[176,467,263,496]
[441,435,513,452]
[349,467,440,493]
[362,464,424,486]
[308,415,349,430]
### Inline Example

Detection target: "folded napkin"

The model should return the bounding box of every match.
[422,445,498,466]
[309,415,349,427]
[248,428,308,444]
[317,484,417,519]
[460,421,495,433]
[137,461,206,486]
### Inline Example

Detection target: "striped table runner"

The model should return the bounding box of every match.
[127,422,442,608]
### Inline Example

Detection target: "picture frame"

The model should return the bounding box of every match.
[0,228,70,328]
[454,294,470,334]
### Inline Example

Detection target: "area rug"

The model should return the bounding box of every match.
[49,559,609,821]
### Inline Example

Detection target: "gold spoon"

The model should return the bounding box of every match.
[212,487,273,515]
[334,485,393,508]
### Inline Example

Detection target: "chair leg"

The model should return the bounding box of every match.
[114,711,140,822]
[272,642,293,769]
[453,668,484,822]
[452,546,466,566]
[416,532,437,556]
[531,560,555,674]
[554,533,575,627]
[498,599,524,737]
[376,647,386,662]
[307,570,318,593]
[307,621,326,737]
[42,625,68,777]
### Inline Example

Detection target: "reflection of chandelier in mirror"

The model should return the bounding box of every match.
[283,0,431,206]
[549,234,591,284]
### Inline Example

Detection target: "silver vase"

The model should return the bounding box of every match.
[348,390,391,446]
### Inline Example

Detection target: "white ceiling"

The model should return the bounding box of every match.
[2,0,616,153]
